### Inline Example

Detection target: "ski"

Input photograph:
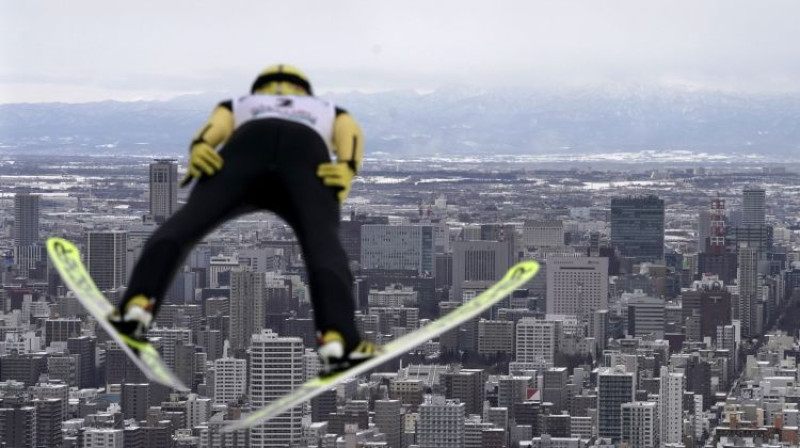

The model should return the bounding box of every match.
[47,237,189,391]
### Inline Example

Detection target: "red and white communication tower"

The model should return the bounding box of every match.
[709,197,726,254]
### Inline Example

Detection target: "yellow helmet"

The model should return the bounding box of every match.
[251,64,313,95]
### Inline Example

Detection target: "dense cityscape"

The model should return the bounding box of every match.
[1,154,800,448]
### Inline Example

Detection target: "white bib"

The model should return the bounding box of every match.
[232,94,336,150]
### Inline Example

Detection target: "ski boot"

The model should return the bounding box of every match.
[317,330,382,377]
[108,294,155,354]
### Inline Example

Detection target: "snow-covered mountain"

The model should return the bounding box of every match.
[1,87,798,157]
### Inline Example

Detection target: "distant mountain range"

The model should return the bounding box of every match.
[1,87,798,157]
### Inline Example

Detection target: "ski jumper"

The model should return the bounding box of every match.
[121,94,362,351]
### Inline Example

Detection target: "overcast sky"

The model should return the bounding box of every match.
[2,0,799,103]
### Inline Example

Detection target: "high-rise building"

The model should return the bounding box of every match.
[375,399,403,448]
[442,368,486,416]
[620,401,658,448]
[625,294,665,339]
[742,186,766,227]
[86,231,127,291]
[546,256,608,320]
[147,327,192,371]
[610,195,665,262]
[339,213,389,264]
[523,220,565,248]
[67,336,97,388]
[249,330,304,448]
[515,318,561,366]
[122,383,150,421]
[149,159,179,224]
[697,209,712,251]
[659,366,684,445]
[13,192,39,246]
[34,398,62,448]
[738,246,760,338]
[542,367,569,413]
[361,225,435,276]
[229,270,265,352]
[452,240,510,302]
[417,395,465,448]
[597,366,635,443]
[214,356,247,406]
[0,404,37,448]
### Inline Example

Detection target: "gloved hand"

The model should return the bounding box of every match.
[180,142,224,187]
[317,162,355,203]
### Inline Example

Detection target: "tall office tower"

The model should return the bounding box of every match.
[33,398,62,448]
[147,327,191,370]
[86,231,128,291]
[523,220,565,248]
[13,191,40,246]
[738,247,760,338]
[44,318,82,347]
[249,330,304,448]
[214,356,247,406]
[452,240,510,302]
[610,195,665,262]
[546,256,608,320]
[442,368,486,415]
[84,428,124,447]
[417,395,466,448]
[620,401,658,448]
[375,399,403,448]
[149,159,179,224]
[625,295,665,339]
[659,366,684,445]
[339,213,390,264]
[543,367,569,413]
[67,336,96,388]
[0,404,37,448]
[229,270,265,352]
[361,225,435,276]
[597,366,635,443]
[742,186,766,227]
[698,209,712,251]
[591,309,610,354]
[515,318,561,365]
[122,383,150,421]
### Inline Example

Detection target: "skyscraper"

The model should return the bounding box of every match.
[249,330,304,448]
[742,186,766,227]
[610,195,665,262]
[546,256,609,320]
[659,366,684,445]
[597,366,635,443]
[229,270,266,352]
[620,401,658,448]
[13,191,39,246]
[86,231,128,291]
[0,405,37,448]
[375,399,403,448]
[417,395,466,448]
[149,159,179,224]
[737,246,761,338]
[523,220,565,248]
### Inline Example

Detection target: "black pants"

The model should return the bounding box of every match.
[122,119,360,351]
